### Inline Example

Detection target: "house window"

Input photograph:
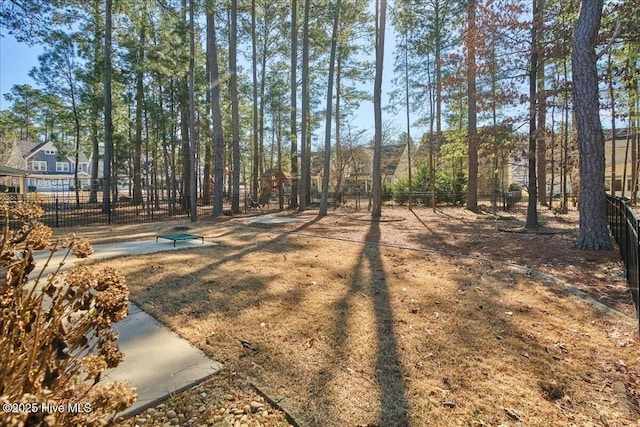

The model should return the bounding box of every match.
[45,149,56,155]
[78,163,88,172]
[32,161,47,172]
[56,162,70,172]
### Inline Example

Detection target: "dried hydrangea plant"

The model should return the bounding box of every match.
[0,198,136,426]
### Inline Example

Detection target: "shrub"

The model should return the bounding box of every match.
[508,182,521,191]
[409,164,467,206]
[504,183,523,209]
[0,197,135,426]
[382,184,393,202]
[391,180,409,205]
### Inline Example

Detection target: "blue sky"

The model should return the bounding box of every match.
[0,33,43,111]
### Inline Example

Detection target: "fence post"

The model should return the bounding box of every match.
[55,198,59,228]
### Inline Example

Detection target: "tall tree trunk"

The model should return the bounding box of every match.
[435,2,442,135]
[537,61,547,205]
[525,0,540,229]
[203,124,211,203]
[536,0,547,207]
[319,0,341,217]
[371,0,387,219]
[207,5,225,216]
[203,38,212,206]
[299,0,310,211]
[230,0,241,213]
[277,113,284,210]
[549,93,557,210]
[466,0,479,213]
[251,0,259,201]
[334,49,342,210]
[490,47,499,214]
[133,21,145,206]
[180,0,191,213]
[188,0,197,221]
[630,61,639,203]
[290,0,299,209]
[607,52,616,196]
[404,31,413,210]
[157,75,173,214]
[572,0,612,250]
[102,0,113,215]
[259,36,268,187]
[561,50,570,214]
[72,101,80,208]
[89,0,101,204]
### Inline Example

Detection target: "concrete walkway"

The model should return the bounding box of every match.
[32,238,222,419]
[107,302,222,419]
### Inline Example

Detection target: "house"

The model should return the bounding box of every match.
[6,141,91,193]
[309,143,412,196]
[605,128,639,198]
[0,164,28,195]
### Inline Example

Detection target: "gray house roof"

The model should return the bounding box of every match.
[19,142,45,158]
[0,164,28,176]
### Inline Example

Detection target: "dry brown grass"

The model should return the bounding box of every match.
[71,206,639,426]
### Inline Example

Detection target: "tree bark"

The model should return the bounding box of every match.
[536,0,547,207]
[180,0,191,213]
[102,0,113,215]
[299,0,310,211]
[230,0,241,213]
[290,0,299,209]
[133,21,145,206]
[371,0,386,219]
[207,5,225,216]
[188,0,197,222]
[572,0,613,250]
[466,0,478,213]
[525,0,540,229]
[319,0,341,217]
[251,0,259,201]
[607,53,616,196]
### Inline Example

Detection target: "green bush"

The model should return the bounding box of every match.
[504,182,523,208]
[382,184,393,202]
[0,197,135,426]
[405,164,468,206]
[392,179,409,205]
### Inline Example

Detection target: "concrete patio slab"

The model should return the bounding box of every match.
[32,239,217,277]
[106,303,222,419]
[238,216,304,225]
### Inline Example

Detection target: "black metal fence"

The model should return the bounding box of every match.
[0,191,286,229]
[606,195,640,332]
[2,187,576,230]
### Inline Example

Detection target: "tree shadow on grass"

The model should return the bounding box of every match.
[363,220,410,426]
[296,218,410,426]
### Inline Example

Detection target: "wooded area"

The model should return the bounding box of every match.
[0,0,638,248]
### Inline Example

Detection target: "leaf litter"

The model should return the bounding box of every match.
[65,206,639,427]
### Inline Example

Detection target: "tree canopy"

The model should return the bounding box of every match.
[1,0,638,248]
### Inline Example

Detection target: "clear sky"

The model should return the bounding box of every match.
[0,33,43,111]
